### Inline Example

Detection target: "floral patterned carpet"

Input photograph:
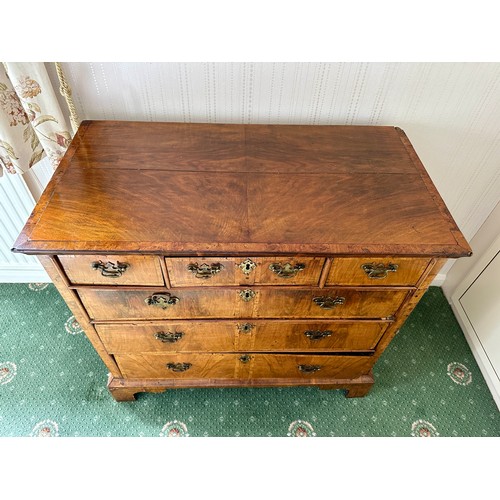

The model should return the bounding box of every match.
[0,284,499,437]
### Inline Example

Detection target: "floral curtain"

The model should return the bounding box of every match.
[0,62,72,177]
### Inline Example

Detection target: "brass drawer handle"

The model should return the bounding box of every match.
[187,262,224,279]
[154,331,184,343]
[166,362,191,372]
[361,262,399,279]
[298,364,322,374]
[239,354,252,363]
[238,258,256,275]
[145,292,180,309]
[313,296,345,309]
[304,330,332,340]
[91,260,129,278]
[237,323,255,333]
[269,262,305,278]
[239,289,256,302]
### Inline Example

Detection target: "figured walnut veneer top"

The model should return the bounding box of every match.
[13,121,471,257]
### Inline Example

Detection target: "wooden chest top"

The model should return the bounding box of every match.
[12,120,471,257]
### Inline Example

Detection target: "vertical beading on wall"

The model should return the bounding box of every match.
[0,169,46,279]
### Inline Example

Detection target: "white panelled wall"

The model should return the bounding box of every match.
[0,159,50,282]
[2,62,500,283]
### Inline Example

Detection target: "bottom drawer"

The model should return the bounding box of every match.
[114,352,373,380]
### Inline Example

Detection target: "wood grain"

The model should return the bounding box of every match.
[58,254,164,285]
[107,372,374,401]
[326,257,431,286]
[370,258,447,363]
[95,320,388,353]
[11,121,472,401]
[77,287,408,321]
[37,255,122,378]
[114,352,373,380]
[166,256,325,286]
[12,121,472,258]
[65,122,419,174]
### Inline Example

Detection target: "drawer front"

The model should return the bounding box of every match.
[58,254,164,286]
[96,320,388,354]
[80,288,245,320]
[251,354,373,379]
[115,352,372,380]
[326,257,430,286]
[78,288,407,321]
[116,353,242,379]
[166,256,325,286]
[255,289,407,319]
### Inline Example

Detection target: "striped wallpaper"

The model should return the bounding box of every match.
[2,62,499,281]
[47,62,500,242]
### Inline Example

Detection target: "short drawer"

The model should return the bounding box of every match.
[165,256,325,286]
[115,352,373,380]
[95,320,388,354]
[78,288,407,321]
[326,257,431,286]
[58,254,164,286]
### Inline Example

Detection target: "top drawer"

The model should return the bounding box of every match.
[326,257,431,286]
[58,254,164,286]
[165,256,325,286]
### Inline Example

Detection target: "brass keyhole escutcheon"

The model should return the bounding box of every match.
[238,258,256,275]
[237,323,256,333]
[239,289,256,302]
[239,354,252,363]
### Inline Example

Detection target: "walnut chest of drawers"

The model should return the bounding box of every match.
[13,121,472,401]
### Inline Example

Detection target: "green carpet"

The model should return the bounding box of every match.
[0,284,498,437]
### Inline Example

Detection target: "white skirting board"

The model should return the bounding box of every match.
[431,273,446,287]
[0,264,51,283]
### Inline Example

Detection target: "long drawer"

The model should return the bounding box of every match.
[114,352,373,380]
[79,288,408,321]
[95,320,388,353]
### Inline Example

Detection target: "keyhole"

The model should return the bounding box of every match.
[239,289,256,302]
[237,323,255,333]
